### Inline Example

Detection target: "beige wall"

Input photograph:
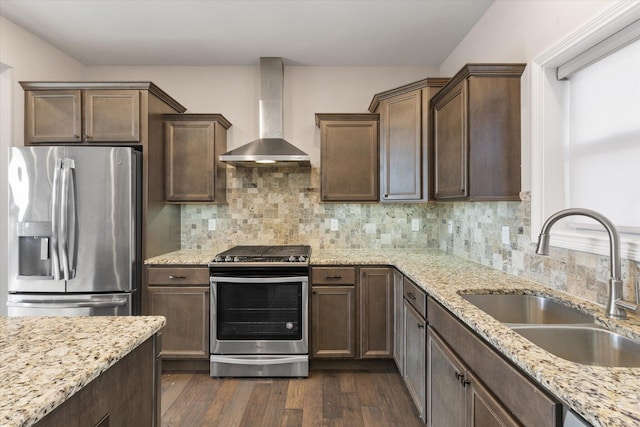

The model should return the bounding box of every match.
[84,65,438,167]
[438,0,613,192]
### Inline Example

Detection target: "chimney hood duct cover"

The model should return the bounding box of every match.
[219,57,311,167]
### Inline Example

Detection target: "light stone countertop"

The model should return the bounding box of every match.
[0,315,166,427]
[148,247,640,427]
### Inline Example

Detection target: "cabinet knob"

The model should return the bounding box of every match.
[417,322,424,329]
[455,371,464,381]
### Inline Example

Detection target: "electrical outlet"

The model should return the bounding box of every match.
[330,218,339,231]
[411,219,420,232]
[502,225,510,245]
[208,219,216,231]
[448,221,453,234]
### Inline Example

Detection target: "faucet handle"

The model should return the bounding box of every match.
[614,279,639,315]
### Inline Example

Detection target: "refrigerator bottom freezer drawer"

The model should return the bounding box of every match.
[7,293,132,316]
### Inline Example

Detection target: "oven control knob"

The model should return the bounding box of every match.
[234,256,241,262]
[286,322,294,330]
[225,256,232,262]
[214,256,223,262]
[298,256,306,262]
[288,256,297,262]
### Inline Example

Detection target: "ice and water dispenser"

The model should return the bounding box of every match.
[17,221,53,279]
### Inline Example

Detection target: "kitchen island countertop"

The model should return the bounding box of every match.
[0,315,165,427]
[148,247,640,427]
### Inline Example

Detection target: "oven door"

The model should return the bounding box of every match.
[210,274,308,355]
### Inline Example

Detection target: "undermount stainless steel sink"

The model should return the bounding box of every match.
[511,325,640,367]
[461,293,640,367]
[461,293,594,324]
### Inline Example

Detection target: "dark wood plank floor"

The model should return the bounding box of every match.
[161,360,424,427]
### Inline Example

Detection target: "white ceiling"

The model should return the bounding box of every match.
[0,0,493,66]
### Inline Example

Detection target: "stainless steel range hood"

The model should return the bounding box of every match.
[220,57,311,168]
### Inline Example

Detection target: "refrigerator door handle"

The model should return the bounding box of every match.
[51,159,63,281]
[59,158,75,281]
[7,297,129,309]
[67,158,78,278]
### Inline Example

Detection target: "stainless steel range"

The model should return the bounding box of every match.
[209,245,311,377]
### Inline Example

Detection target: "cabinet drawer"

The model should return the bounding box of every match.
[311,267,356,285]
[427,298,561,426]
[147,267,209,285]
[403,277,426,318]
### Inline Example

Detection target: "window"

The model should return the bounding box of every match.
[566,37,640,233]
[531,1,640,261]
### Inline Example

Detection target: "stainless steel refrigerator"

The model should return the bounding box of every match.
[7,146,141,316]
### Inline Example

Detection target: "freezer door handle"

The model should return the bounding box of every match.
[7,297,129,309]
[51,159,62,281]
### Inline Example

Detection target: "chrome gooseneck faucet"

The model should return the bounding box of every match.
[536,208,638,319]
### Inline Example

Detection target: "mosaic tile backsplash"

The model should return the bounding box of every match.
[181,167,639,307]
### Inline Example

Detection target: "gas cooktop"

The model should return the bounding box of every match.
[211,245,311,265]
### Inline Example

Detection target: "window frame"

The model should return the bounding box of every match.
[530,0,640,261]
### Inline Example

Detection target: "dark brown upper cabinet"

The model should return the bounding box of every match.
[315,113,379,202]
[431,64,526,201]
[369,78,448,202]
[21,82,184,145]
[163,114,231,204]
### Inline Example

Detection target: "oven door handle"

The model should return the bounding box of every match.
[209,355,308,366]
[209,276,308,284]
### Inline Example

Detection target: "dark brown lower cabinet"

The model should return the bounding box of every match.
[427,297,562,426]
[404,301,426,421]
[311,285,357,358]
[146,266,210,366]
[310,266,392,359]
[148,286,209,359]
[427,328,518,427]
[35,335,159,427]
[359,267,393,358]
[392,268,405,374]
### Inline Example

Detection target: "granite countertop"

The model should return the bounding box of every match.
[149,247,640,427]
[0,316,166,427]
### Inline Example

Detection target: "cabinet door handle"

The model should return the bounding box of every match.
[455,371,464,381]
[325,275,342,280]
[168,275,187,279]
[406,292,416,300]
[462,379,470,387]
[417,323,424,329]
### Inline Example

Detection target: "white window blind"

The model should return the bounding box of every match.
[564,37,640,232]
